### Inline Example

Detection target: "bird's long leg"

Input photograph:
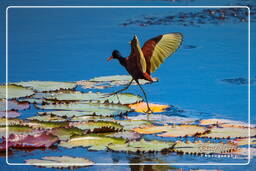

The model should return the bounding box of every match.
[135,79,153,114]
[109,79,134,95]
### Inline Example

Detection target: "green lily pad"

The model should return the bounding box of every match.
[0,118,23,126]
[70,116,115,122]
[27,115,67,122]
[106,131,141,140]
[0,85,34,99]
[12,81,77,92]
[41,91,142,105]
[24,120,69,130]
[60,134,126,150]
[199,127,256,139]
[25,156,94,169]
[173,140,237,155]
[0,125,36,137]
[115,120,152,130]
[36,103,131,117]
[70,121,123,133]
[128,114,198,124]
[49,127,84,141]
[77,75,157,89]
[108,139,175,153]
[133,125,208,137]
[17,98,44,104]
[134,125,209,137]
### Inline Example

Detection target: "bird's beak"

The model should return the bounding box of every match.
[107,56,113,61]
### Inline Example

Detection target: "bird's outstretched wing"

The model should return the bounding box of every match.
[128,35,147,73]
[142,33,183,73]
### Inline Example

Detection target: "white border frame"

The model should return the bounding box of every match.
[5,6,251,166]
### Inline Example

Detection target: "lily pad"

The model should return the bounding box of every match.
[18,98,44,104]
[115,120,152,130]
[36,103,131,117]
[106,131,141,140]
[41,91,143,105]
[128,114,197,124]
[27,115,67,122]
[49,127,84,141]
[134,125,209,137]
[174,140,237,155]
[129,102,169,113]
[0,125,37,137]
[24,120,69,130]
[0,100,30,111]
[25,156,94,169]
[70,121,123,133]
[0,111,20,118]
[230,137,256,146]
[0,118,23,126]
[108,139,175,153]
[70,116,115,122]
[0,85,34,99]
[199,127,256,139]
[2,132,58,148]
[77,75,157,89]
[12,81,77,92]
[60,134,126,150]
[200,119,253,128]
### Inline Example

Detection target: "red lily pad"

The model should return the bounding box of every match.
[1,132,59,150]
[0,111,20,118]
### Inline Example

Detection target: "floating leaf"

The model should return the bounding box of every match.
[108,139,175,153]
[27,115,67,122]
[0,118,23,126]
[115,120,152,130]
[129,102,169,113]
[12,81,77,92]
[49,127,84,141]
[70,121,123,133]
[173,140,237,155]
[25,156,94,169]
[199,127,256,139]
[128,114,197,124]
[37,103,131,117]
[70,116,115,122]
[106,131,141,140]
[134,125,208,137]
[0,100,30,111]
[17,98,44,104]
[230,137,256,146]
[0,85,34,99]
[0,125,40,137]
[77,75,157,89]
[199,119,254,128]
[60,134,126,150]
[0,111,20,118]
[41,91,142,105]
[24,120,69,130]
[2,132,58,149]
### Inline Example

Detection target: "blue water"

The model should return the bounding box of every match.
[0,0,255,170]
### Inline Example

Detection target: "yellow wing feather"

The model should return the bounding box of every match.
[150,33,183,73]
[134,35,147,73]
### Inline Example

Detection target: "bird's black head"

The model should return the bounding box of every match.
[107,50,126,67]
[107,50,122,61]
[112,50,122,59]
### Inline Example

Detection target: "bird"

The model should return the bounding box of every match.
[107,33,183,113]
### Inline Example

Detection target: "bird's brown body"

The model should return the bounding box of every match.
[107,33,183,113]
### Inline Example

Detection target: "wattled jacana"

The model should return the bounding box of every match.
[107,33,183,113]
